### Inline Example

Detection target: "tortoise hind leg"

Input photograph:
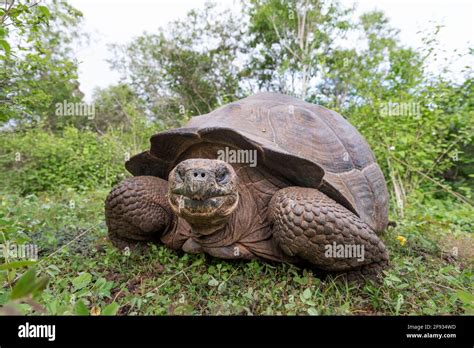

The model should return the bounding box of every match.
[268,187,388,279]
[105,176,176,250]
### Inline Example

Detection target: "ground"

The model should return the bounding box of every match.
[0,188,472,315]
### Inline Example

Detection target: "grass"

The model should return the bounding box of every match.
[0,187,472,315]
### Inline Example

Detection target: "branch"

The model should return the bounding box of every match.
[269,14,302,61]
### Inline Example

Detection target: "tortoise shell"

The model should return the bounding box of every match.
[126,92,389,233]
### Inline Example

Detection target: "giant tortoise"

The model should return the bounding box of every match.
[105,92,389,278]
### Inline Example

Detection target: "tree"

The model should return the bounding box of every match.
[0,0,84,130]
[245,0,351,99]
[109,2,245,127]
[90,83,146,134]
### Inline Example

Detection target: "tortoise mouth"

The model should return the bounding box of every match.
[169,192,239,231]
[169,193,238,215]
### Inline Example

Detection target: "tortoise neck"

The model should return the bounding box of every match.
[191,222,227,237]
[189,219,234,246]
[188,197,243,245]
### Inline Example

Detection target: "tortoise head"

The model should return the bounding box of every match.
[168,159,239,234]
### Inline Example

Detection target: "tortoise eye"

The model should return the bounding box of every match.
[176,166,185,181]
[215,167,229,184]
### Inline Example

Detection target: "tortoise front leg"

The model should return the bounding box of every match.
[269,187,389,279]
[105,176,176,250]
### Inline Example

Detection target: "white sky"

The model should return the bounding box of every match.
[69,0,474,101]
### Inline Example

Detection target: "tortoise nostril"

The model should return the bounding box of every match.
[191,170,207,180]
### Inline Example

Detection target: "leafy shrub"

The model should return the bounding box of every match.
[0,127,135,194]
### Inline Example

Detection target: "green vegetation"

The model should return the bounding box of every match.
[0,189,472,315]
[0,0,472,315]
